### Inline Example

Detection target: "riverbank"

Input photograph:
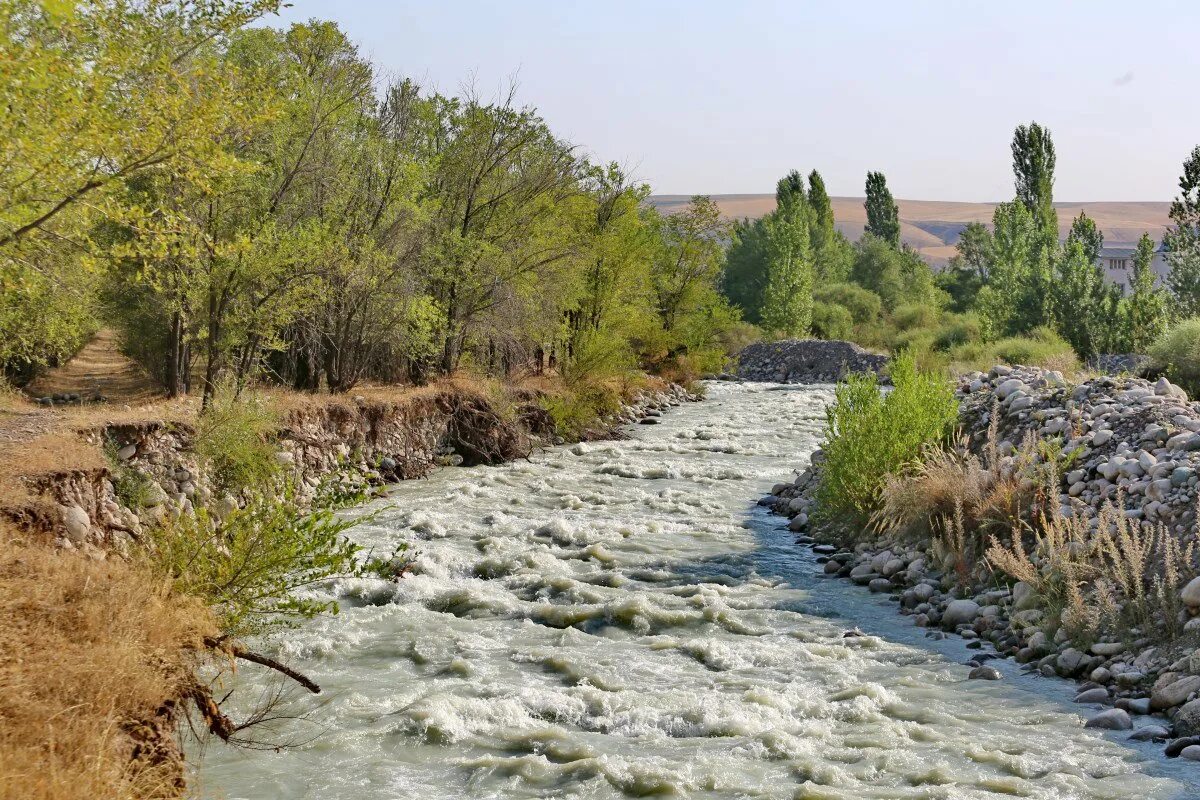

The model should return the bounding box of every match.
[767,364,1200,760]
[0,374,694,799]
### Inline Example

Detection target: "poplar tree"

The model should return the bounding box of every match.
[864,171,900,247]
[1012,122,1059,245]
[1066,212,1104,264]
[1166,146,1200,317]
[761,192,815,336]
[1126,233,1168,352]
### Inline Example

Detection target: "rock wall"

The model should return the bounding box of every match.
[736,339,888,383]
[12,384,693,552]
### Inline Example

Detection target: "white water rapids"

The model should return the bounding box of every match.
[198,383,1198,799]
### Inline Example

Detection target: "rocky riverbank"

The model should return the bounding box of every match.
[765,365,1200,759]
[736,339,889,383]
[6,382,695,551]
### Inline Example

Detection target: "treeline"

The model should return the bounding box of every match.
[723,124,1200,372]
[0,1,738,401]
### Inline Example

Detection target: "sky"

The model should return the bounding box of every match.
[259,1,1200,202]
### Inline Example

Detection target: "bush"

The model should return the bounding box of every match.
[811,303,854,340]
[813,282,883,324]
[104,441,158,509]
[145,487,366,636]
[932,312,982,350]
[1150,318,1200,396]
[193,389,280,494]
[813,352,957,534]
[892,302,938,332]
[992,327,1079,371]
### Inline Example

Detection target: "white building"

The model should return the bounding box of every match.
[1098,242,1170,293]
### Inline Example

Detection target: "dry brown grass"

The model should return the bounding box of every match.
[0,525,215,800]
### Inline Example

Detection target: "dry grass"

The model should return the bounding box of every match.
[0,525,215,800]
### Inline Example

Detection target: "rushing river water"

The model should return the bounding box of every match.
[199,383,1198,799]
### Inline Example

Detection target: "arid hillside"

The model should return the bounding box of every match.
[648,195,1172,266]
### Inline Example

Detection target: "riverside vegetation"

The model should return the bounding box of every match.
[0,2,734,797]
[766,356,1200,758]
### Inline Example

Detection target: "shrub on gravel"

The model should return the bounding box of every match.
[813,352,956,534]
[1150,318,1200,396]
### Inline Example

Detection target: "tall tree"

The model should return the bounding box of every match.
[1066,212,1104,264]
[1126,232,1169,352]
[652,196,729,333]
[1053,240,1119,358]
[864,171,900,247]
[761,193,814,336]
[1011,122,1058,243]
[956,221,996,281]
[721,217,769,324]
[776,170,806,207]
[807,169,853,282]
[1166,146,1200,317]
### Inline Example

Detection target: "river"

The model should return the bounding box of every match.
[198,382,1197,799]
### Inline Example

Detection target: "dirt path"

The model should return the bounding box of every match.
[24,329,162,405]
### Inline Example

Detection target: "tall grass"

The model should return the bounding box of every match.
[813,352,957,533]
[1150,318,1200,396]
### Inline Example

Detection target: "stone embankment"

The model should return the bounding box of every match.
[766,365,1200,756]
[9,383,694,551]
[736,339,889,383]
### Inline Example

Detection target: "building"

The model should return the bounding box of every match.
[1098,242,1170,293]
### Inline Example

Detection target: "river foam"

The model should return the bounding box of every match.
[198,382,1193,799]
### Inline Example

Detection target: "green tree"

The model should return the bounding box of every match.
[1012,122,1059,244]
[849,234,934,310]
[1125,233,1169,352]
[721,217,769,324]
[864,171,900,247]
[761,194,815,336]
[1066,212,1104,263]
[1053,240,1119,358]
[1166,146,1200,317]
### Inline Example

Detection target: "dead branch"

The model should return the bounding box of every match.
[205,636,321,694]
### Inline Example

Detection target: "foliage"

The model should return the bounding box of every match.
[761,189,815,336]
[849,235,936,310]
[145,487,365,635]
[1012,122,1059,245]
[864,171,900,247]
[1149,318,1200,396]
[1124,233,1170,352]
[811,303,854,340]
[192,388,280,493]
[1166,146,1200,318]
[103,442,158,510]
[722,217,769,324]
[812,353,957,532]
[813,283,884,325]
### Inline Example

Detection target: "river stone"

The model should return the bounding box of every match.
[1090,642,1126,657]
[1181,746,1200,762]
[117,443,138,460]
[1129,725,1171,741]
[59,505,90,543]
[1182,576,1200,608]
[1092,429,1114,447]
[1166,736,1200,757]
[1084,709,1132,730]
[868,578,893,593]
[1152,675,1200,710]
[1056,648,1088,676]
[968,665,1002,680]
[1074,688,1109,704]
[943,599,980,627]
[1174,700,1200,738]
[996,378,1026,400]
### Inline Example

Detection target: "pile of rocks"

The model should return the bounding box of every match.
[765,364,1200,757]
[736,339,888,384]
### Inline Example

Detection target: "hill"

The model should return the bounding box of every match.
[648,195,1172,266]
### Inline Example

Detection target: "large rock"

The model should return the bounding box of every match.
[59,505,90,543]
[736,340,888,384]
[942,599,981,627]
[1152,675,1200,710]
[1084,709,1132,730]
[1182,576,1200,609]
[1174,700,1200,738]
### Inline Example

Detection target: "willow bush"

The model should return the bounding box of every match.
[813,353,957,534]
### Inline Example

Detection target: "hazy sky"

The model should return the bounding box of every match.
[261,1,1199,202]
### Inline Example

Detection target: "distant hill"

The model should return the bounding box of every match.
[647,195,1172,267]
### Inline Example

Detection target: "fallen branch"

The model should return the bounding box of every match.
[205,636,321,694]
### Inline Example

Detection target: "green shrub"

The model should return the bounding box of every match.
[193,389,280,494]
[811,303,854,340]
[145,487,366,636]
[892,302,938,332]
[813,283,883,324]
[1150,318,1200,395]
[932,312,982,350]
[813,352,957,534]
[103,441,158,509]
[992,326,1079,371]
[543,383,626,440]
